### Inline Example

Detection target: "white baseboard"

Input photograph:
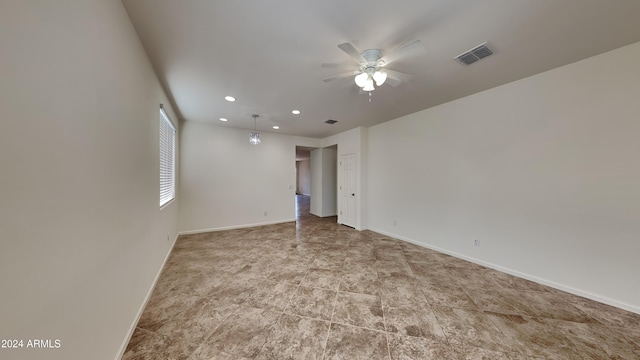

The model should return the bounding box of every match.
[114,233,179,360]
[369,227,640,315]
[310,212,337,218]
[178,218,296,235]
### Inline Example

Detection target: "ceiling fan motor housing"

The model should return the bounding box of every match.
[358,49,388,89]
[361,49,383,65]
[360,49,386,77]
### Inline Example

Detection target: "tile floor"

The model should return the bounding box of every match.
[123,195,640,359]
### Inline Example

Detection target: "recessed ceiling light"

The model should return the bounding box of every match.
[291,110,301,115]
[219,118,228,122]
[272,125,280,129]
[224,96,236,102]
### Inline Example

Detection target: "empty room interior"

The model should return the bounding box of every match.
[2,1,640,359]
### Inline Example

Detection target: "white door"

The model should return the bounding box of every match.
[339,153,357,228]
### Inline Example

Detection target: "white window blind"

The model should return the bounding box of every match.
[159,105,176,207]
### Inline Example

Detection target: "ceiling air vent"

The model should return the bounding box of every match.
[325,119,338,124]
[454,42,494,65]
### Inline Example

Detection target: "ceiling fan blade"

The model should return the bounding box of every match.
[381,40,425,65]
[337,42,365,63]
[321,63,360,73]
[323,71,359,83]
[384,69,414,87]
[385,77,402,87]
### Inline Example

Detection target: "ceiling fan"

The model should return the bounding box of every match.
[322,40,426,92]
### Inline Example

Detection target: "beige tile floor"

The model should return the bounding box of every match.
[123,195,640,359]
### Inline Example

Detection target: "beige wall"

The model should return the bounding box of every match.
[178,121,320,233]
[321,147,338,217]
[0,1,180,359]
[367,41,640,313]
[310,147,338,217]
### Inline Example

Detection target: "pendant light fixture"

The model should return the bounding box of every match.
[249,114,261,145]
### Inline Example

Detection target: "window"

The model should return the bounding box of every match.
[159,105,176,207]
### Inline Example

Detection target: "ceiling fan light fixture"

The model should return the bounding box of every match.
[354,72,368,87]
[362,78,375,92]
[373,70,387,86]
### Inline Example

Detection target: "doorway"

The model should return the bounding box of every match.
[295,148,311,195]
[295,146,338,221]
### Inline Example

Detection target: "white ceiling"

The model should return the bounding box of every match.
[122,0,640,139]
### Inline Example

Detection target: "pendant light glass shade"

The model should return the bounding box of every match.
[249,132,261,145]
[249,114,260,145]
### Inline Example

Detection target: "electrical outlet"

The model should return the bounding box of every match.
[264,211,268,216]
[474,239,480,246]
[393,220,397,226]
